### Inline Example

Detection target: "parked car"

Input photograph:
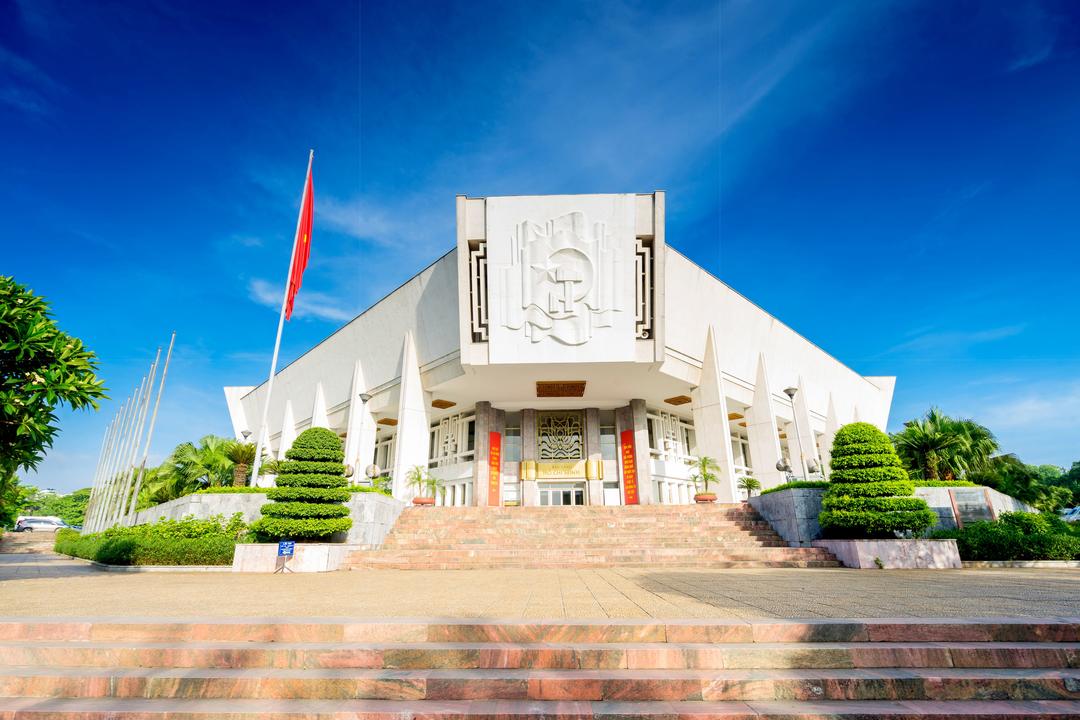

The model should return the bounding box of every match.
[1060,507,1080,524]
[13,517,71,533]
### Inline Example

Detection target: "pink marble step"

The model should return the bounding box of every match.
[2,619,1076,644]
[0,666,1077,702]
[1,640,1076,670]
[0,696,1079,718]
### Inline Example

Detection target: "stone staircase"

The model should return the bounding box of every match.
[0,617,1077,717]
[346,503,839,570]
[0,532,56,554]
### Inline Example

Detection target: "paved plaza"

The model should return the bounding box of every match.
[1,548,1078,619]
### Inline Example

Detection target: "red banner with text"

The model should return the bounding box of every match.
[488,432,502,507]
[620,429,639,505]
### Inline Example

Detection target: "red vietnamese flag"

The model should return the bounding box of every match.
[285,161,314,320]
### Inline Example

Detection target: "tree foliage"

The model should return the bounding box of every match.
[252,427,352,541]
[891,408,998,482]
[0,277,107,509]
[968,455,1073,513]
[819,423,936,539]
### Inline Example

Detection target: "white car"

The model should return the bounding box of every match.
[13,517,71,533]
[1060,507,1080,524]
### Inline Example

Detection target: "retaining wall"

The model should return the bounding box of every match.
[113,492,405,547]
[750,485,1035,547]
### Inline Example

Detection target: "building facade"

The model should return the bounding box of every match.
[225,193,895,506]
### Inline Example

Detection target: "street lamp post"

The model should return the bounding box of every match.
[782,387,819,480]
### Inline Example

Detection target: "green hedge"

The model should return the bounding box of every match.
[54,514,246,566]
[267,486,351,503]
[274,473,349,489]
[760,481,829,495]
[347,485,393,496]
[252,516,352,539]
[819,423,935,539]
[260,502,351,519]
[829,466,908,483]
[251,428,353,542]
[825,480,916,498]
[932,512,1080,561]
[913,479,978,487]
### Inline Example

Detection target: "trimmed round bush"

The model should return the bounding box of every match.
[252,427,353,541]
[818,422,936,539]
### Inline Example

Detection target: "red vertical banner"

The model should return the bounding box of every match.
[620,429,639,505]
[488,432,502,507]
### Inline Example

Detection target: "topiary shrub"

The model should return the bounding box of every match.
[819,422,936,539]
[251,427,353,542]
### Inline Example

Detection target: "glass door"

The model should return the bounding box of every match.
[538,482,586,506]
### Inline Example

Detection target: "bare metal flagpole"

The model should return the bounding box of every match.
[124,332,176,524]
[93,394,132,532]
[93,395,131,532]
[85,413,118,533]
[101,377,146,531]
[250,149,313,488]
[111,348,161,527]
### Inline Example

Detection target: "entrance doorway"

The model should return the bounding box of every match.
[539,482,586,506]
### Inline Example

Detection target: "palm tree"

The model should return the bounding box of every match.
[688,456,720,494]
[225,442,257,487]
[406,465,440,500]
[737,475,761,499]
[892,408,999,481]
[168,435,235,489]
[891,408,963,480]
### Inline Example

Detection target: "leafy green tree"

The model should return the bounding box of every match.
[967,454,1071,512]
[820,422,936,538]
[0,276,107,511]
[22,487,91,525]
[252,428,352,541]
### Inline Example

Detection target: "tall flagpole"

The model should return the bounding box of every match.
[250,149,313,488]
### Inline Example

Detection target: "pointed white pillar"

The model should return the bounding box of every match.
[747,354,785,489]
[821,394,840,476]
[790,376,820,478]
[391,331,430,500]
[310,383,330,429]
[853,405,862,423]
[278,400,297,460]
[691,326,739,502]
[343,360,377,477]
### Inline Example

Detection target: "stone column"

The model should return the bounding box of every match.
[521,409,538,506]
[584,408,603,505]
[473,401,494,507]
[630,399,655,504]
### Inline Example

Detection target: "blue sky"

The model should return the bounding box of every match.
[3,0,1078,492]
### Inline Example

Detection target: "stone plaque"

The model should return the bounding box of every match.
[949,488,995,527]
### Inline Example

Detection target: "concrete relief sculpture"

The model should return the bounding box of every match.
[500,212,621,346]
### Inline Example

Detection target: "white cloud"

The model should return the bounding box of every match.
[980,383,1080,431]
[1006,1,1059,72]
[247,278,356,323]
[0,44,65,115]
[884,325,1025,356]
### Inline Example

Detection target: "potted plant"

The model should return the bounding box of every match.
[689,456,720,503]
[737,475,761,501]
[406,465,440,506]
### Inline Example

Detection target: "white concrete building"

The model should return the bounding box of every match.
[225,193,894,506]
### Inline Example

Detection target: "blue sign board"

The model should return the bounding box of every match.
[277,540,295,557]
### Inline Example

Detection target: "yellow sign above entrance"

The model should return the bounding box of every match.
[535,460,587,479]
